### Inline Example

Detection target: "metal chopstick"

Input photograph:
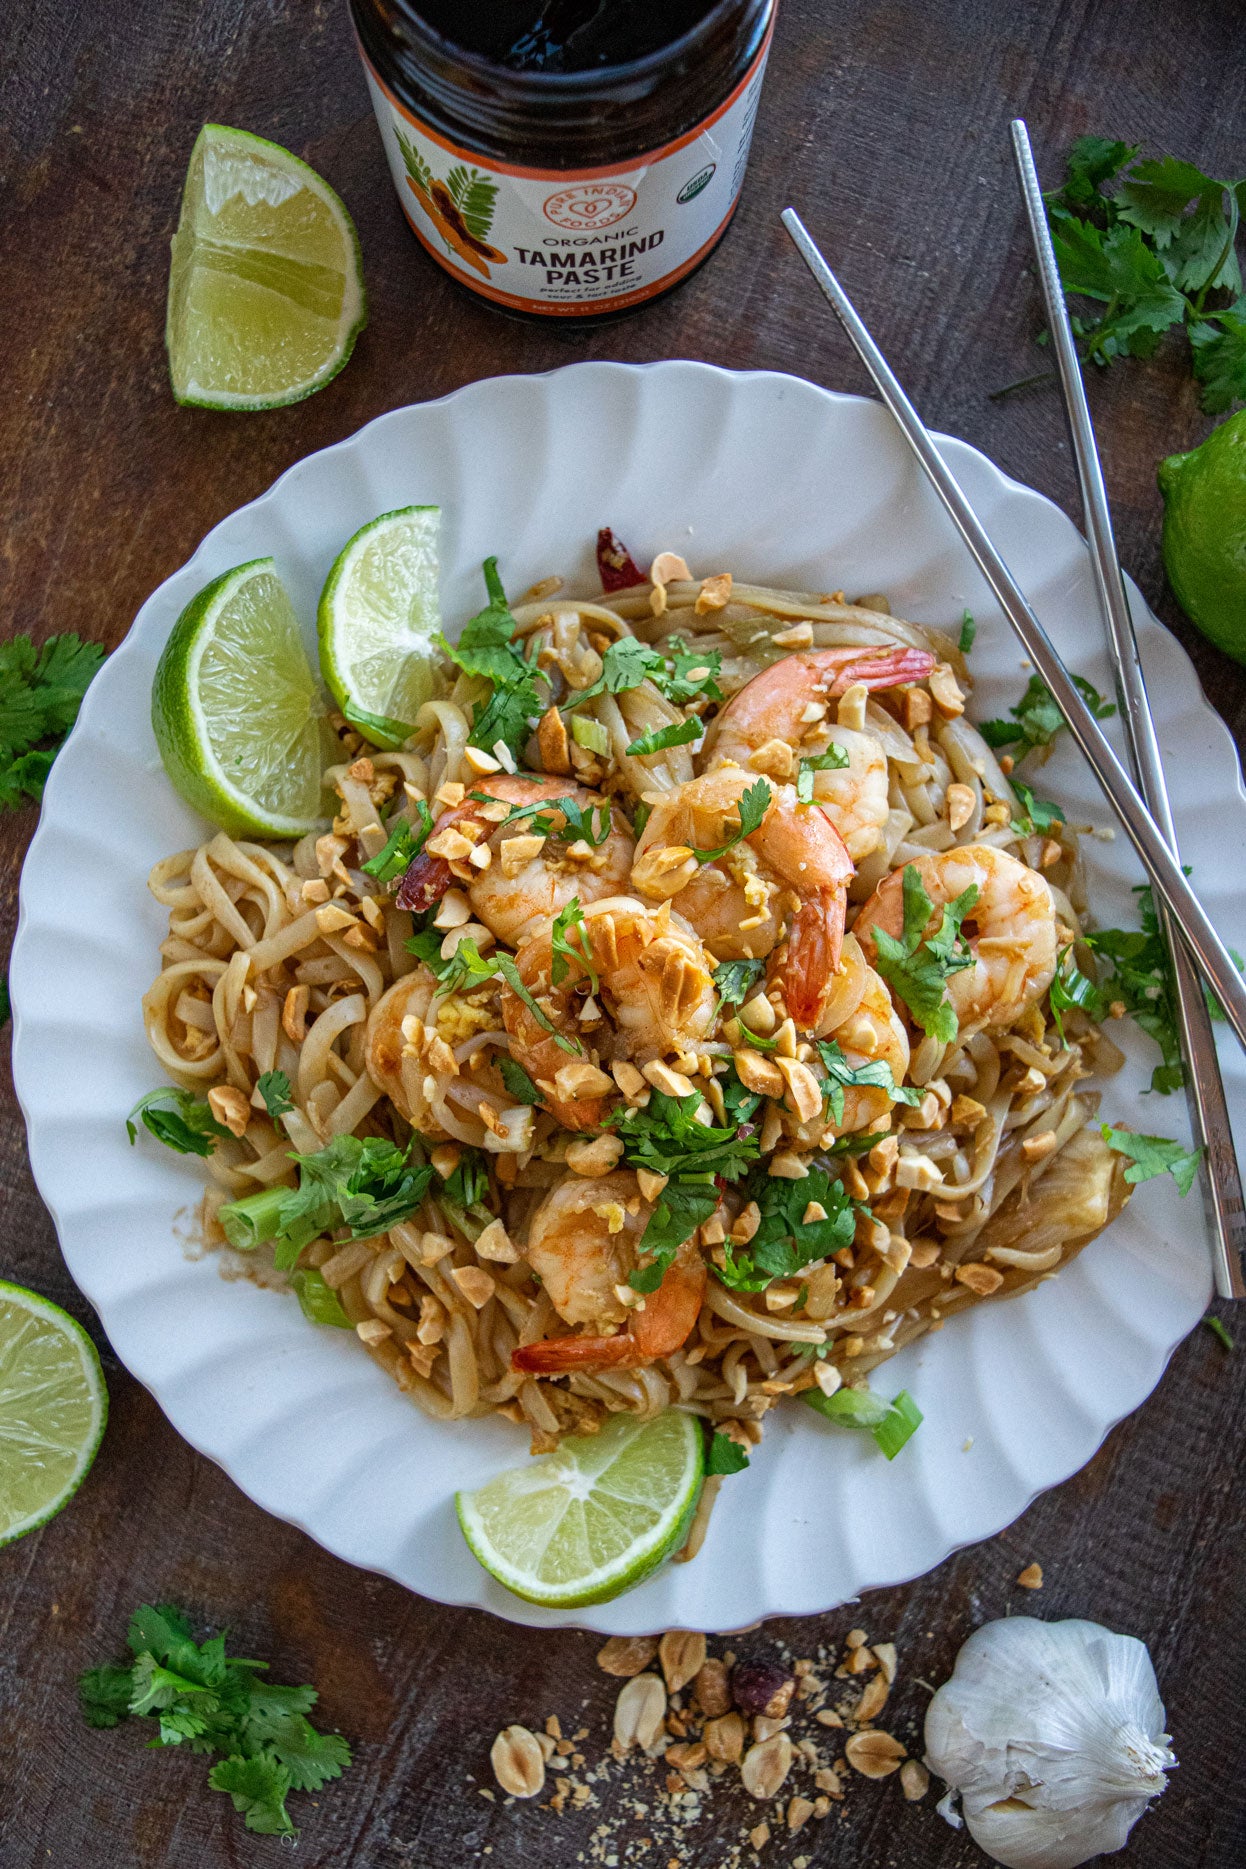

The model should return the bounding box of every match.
[780,206,1246,1062]
[1009,119,1244,1299]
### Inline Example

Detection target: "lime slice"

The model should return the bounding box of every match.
[152,558,336,838]
[318,507,442,746]
[0,1280,108,1547]
[167,124,366,410]
[457,1409,705,1607]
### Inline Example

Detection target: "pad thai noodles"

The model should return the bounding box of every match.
[141,532,1131,1479]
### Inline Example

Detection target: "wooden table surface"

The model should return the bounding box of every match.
[3,2,1246,1864]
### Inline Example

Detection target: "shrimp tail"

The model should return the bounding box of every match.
[825,646,935,697]
[782,890,847,1028]
[511,1334,634,1375]
[396,851,452,912]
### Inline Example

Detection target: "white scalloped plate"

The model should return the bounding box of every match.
[13,364,1245,1632]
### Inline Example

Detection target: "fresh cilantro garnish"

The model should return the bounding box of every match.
[342,700,414,750]
[499,1056,543,1104]
[126,1088,230,1157]
[438,1145,490,1213]
[959,610,976,653]
[1084,884,1186,1093]
[980,671,1114,754]
[1205,1314,1235,1352]
[257,1071,293,1122]
[804,1384,923,1459]
[436,935,579,1055]
[871,864,979,1045]
[713,958,766,1011]
[1048,947,1108,1044]
[436,558,549,760]
[610,1086,761,1290]
[78,1603,352,1836]
[1031,138,1246,412]
[796,745,850,803]
[717,1165,856,1292]
[1009,778,1065,836]
[814,1037,922,1125]
[405,923,447,973]
[491,793,612,848]
[626,718,700,757]
[550,896,597,991]
[361,800,433,885]
[1100,1123,1201,1195]
[0,632,105,808]
[691,778,771,864]
[706,1431,749,1476]
[566,635,722,713]
[217,1135,435,1267]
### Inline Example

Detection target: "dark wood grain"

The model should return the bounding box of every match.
[2,2,1245,1864]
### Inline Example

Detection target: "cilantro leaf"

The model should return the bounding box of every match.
[491,793,613,848]
[796,745,850,803]
[550,896,597,991]
[218,1134,435,1264]
[0,632,105,808]
[81,1603,353,1838]
[814,1037,922,1126]
[1190,302,1246,413]
[289,1269,353,1327]
[499,1056,543,1104]
[361,800,433,886]
[1084,884,1187,1092]
[717,1166,856,1291]
[434,557,523,685]
[257,1071,293,1122]
[208,1756,296,1836]
[871,864,978,1045]
[610,1084,761,1286]
[1009,778,1065,836]
[568,635,722,715]
[468,668,547,763]
[707,1431,749,1476]
[980,672,1114,754]
[1049,947,1108,1043]
[958,610,976,654]
[435,935,579,1055]
[1047,136,1139,216]
[713,958,766,1011]
[804,1383,923,1458]
[1101,1123,1201,1196]
[126,1087,230,1157]
[692,778,771,864]
[626,718,700,757]
[1048,214,1187,362]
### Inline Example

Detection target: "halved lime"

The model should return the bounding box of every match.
[457,1409,705,1607]
[318,507,442,746]
[0,1281,108,1547]
[167,124,366,410]
[152,558,336,838]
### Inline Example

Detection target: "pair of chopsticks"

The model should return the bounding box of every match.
[782,124,1245,1301]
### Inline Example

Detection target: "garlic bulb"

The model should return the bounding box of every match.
[923,1617,1175,1869]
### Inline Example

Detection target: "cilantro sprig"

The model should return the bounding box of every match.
[550,897,597,991]
[814,1037,922,1125]
[692,778,771,864]
[1100,1123,1201,1196]
[489,792,613,848]
[434,934,580,1055]
[257,1071,293,1122]
[626,718,701,757]
[707,1431,750,1475]
[217,1134,435,1268]
[1009,778,1065,837]
[1040,137,1246,411]
[610,1083,761,1290]
[565,634,722,714]
[436,559,549,761]
[712,958,767,1011]
[0,632,105,808]
[871,865,979,1045]
[716,1164,856,1292]
[127,1088,231,1157]
[79,1604,352,1837]
[980,672,1114,756]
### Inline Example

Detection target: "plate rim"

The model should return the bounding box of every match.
[12,359,1238,1630]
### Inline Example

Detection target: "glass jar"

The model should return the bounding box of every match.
[350,0,777,320]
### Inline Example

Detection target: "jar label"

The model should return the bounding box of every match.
[358,30,773,316]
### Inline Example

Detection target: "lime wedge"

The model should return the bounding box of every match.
[152,558,336,838]
[167,124,366,410]
[0,1280,108,1547]
[318,507,442,746]
[456,1409,705,1607]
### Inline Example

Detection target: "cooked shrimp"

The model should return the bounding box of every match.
[511,1172,706,1374]
[364,968,440,1129]
[820,949,911,1133]
[702,644,934,783]
[855,844,1057,1038]
[396,772,633,945]
[501,897,717,1129]
[632,768,853,1027]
